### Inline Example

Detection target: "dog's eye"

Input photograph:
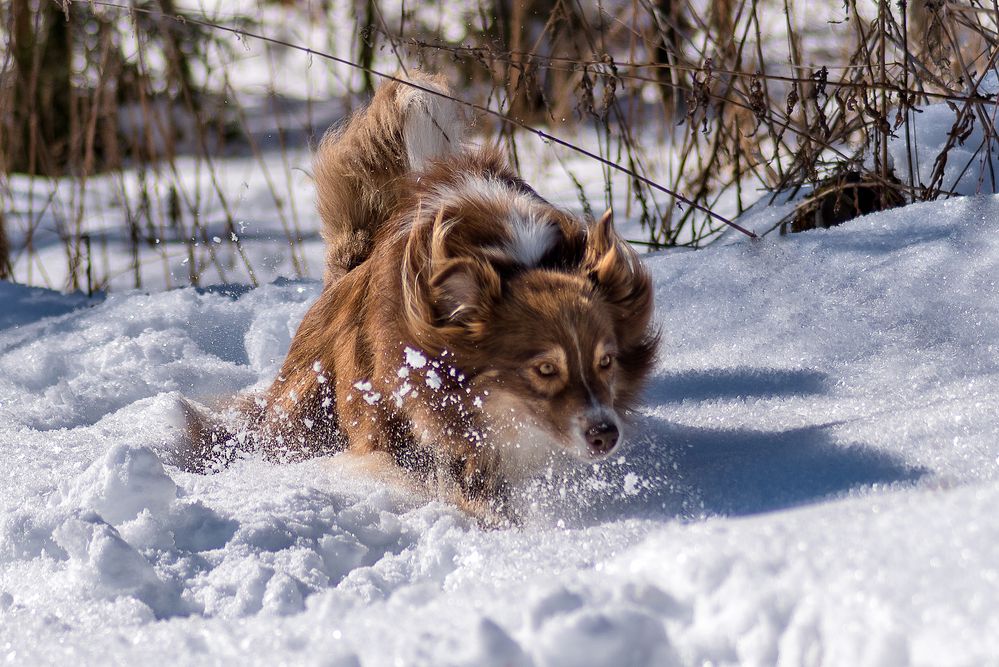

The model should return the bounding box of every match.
[536,362,557,377]
[598,354,613,369]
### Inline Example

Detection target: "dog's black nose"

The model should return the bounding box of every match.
[585,422,619,454]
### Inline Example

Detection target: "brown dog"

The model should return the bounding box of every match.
[187,72,658,523]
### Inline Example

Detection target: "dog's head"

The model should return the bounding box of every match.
[402,198,658,470]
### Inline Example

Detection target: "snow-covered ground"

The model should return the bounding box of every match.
[2,189,999,665]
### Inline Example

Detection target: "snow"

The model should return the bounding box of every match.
[3,191,999,664]
[885,72,999,198]
[5,0,998,660]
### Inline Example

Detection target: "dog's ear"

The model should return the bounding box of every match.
[585,208,617,262]
[584,208,654,333]
[401,208,501,345]
[430,257,501,330]
[584,209,660,407]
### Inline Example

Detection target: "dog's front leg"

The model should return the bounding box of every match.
[446,453,519,529]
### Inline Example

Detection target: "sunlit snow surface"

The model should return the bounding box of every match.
[3,196,999,665]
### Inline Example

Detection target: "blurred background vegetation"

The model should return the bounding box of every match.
[2,0,998,292]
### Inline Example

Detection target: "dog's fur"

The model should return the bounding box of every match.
[186,72,658,523]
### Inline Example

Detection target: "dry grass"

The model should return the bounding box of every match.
[2,0,998,292]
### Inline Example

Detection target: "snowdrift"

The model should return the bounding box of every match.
[2,195,999,665]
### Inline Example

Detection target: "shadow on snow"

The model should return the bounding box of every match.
[544,367,926,526]
[644,366,829,403]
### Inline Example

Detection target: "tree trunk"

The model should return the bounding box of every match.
[359,0,377,94]
[504,0,549,120]
[0,208,11,280]
[650,0,689,117]
[5,0,73,175]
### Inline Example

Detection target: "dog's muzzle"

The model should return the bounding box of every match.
[584,420,619,456]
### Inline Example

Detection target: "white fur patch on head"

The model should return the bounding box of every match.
[429,175,558,268]
[506,212,557,267]
[396,79,466,171]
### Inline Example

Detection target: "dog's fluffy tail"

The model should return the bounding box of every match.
[315,71,466,283]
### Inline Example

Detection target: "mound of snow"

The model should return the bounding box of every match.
[2,195,999,664]
[55,445,179,525]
